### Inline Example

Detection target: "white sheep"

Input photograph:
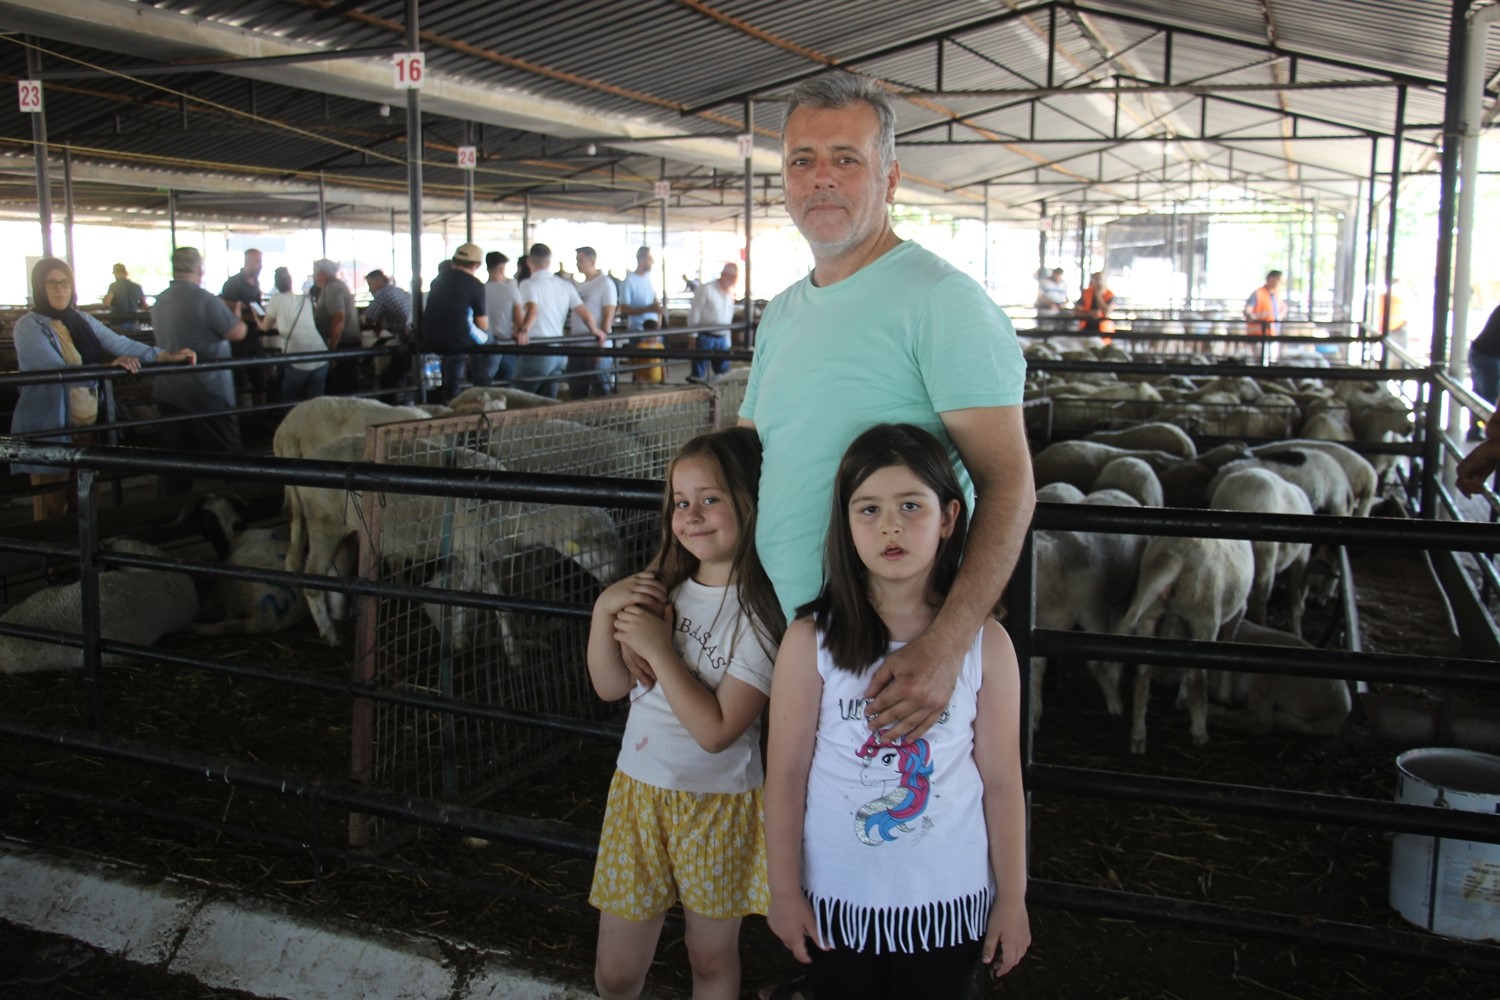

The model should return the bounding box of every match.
[187,495,311,637]
[287,435,627,645]
[450,385,559,412]
[1208,467,1312,637]
[1032,441,1181,492]
[1086,422,1196,459]
[1205,448,1353,516]
[1036,482,1086,504]
[0,539,200,673]
[1116,535,1254,753]
[272,396,432,461]
[1091,457,1163,507]
[1029,490,1147,729]
[1253,439,1379,517]
[1207,620,1351,737]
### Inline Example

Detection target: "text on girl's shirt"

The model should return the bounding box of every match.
[676,615,727,677]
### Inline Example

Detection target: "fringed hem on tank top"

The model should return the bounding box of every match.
[810,886,994,955]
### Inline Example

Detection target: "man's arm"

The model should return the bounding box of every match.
[863,404,1035,741]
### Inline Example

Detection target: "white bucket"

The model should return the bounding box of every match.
[1388,747,1500,941]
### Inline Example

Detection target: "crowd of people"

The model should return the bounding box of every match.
[7,238,753,513]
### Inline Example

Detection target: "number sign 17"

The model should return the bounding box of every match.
[393,52,425,90]
[18,80,42,114]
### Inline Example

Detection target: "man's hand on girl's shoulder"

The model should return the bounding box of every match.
[861,630,964,741]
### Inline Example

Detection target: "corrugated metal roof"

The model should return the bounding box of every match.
[0,0,1491,226]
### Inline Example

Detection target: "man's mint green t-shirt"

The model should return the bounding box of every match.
[740,240,1026,620]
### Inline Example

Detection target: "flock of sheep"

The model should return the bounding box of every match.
[1,347,1415,762]
[0,388,638,673]
[1025,342,1415,753]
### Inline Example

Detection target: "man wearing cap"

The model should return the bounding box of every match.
[516,243,606,399]
[311,259,359,396]
[565,246,618,398]
[423,242,489,402]
[482,251,523,385]
[150,246,247,496]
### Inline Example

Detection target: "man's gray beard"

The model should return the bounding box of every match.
[801,231,864,260]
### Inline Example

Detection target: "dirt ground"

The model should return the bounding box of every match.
[2,486,1498,998]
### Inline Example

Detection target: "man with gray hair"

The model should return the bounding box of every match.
[744,73,1033,743]
[312,258,358,395]
[150,246,247,495]
[748,69,1034,994]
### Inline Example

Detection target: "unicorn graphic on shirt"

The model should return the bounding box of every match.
[853,733,933,846]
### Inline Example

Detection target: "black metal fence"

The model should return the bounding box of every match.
[1,437,1499,974]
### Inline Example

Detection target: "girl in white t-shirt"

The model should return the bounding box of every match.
[765,423,1030,998]
[587,426,785,1000]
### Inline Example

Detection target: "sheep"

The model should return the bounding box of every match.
[1205,448,1353,516]
[1253,439,1379,517]
[0,539,200,673]
[1207,620,1351,737]
[1300,406,1355,442]
[1086,422,1196,459]
[186,495,311,636]
[1208,468,1313,637]
[1032,441,1181,492]
[1036,482,1086,504]
[1091,457,1163,507]
[488,418,651,480]
[272,396,432,462]
[272,397,433,558]
[450,385,558,412]
[1116,535,1254,753]
[1155,442,1256,508]
[287,435,627,645]
[1028,490,1147,729]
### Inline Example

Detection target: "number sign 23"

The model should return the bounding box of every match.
[18,80,42,114]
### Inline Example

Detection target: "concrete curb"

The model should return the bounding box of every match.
[0,842,598,999]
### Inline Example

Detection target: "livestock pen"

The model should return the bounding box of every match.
[1,425,1498,997]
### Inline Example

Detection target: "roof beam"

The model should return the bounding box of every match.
[31,46,405,80]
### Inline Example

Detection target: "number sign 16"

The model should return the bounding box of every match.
[18,80,42,114]
[393,52,425,90]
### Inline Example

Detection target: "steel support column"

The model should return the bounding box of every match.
[26,39,53,258]
[62,145,75,272]
[464,122,474,244]
[168,189,177,248]
[743,98,754,327]
[318,171,328,257]
[405,0,424,339]
[983,181,991,294]
[1362,139,1379,327]
[1423,9,1468,518]
[659,157,668,318]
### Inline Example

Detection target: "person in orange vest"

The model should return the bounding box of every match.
[1075,271,1116,335]
[1374,279,1408,352]
[1244,269,1287,337]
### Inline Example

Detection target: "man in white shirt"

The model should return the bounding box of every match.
[619,245,666,384]
[566,246,620,398]
[482,251,523,384]
[687,262,738,380]
[516,243,605,398]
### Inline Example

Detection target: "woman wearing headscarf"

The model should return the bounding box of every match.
[11,257,196,520]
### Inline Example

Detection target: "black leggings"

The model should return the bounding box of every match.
[804,912,984,1000]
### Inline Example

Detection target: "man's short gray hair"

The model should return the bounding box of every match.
[782,72,897,171]
[171,246,202,275]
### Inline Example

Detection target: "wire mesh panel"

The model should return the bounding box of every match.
[350,389,715,847]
